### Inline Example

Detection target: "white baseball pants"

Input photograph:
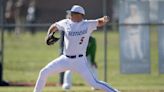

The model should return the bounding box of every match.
[33,55,117,92]
[62,56,98,89]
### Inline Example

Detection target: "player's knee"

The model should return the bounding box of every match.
[39,68,49,79]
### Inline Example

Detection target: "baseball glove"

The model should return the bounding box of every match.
[46,32,60,45]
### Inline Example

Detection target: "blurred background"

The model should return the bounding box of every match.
[0,0,163,92]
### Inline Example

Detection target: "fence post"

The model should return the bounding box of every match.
[103,0,108,82]
[0,0,9,86]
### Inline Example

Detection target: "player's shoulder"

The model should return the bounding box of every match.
[58,19,69,23]
[56,19,70,26]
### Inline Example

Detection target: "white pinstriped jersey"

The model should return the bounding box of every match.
[55,19,98,55]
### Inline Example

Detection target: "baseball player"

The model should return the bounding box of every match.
[62,36,99,90]
[33,5,119,92]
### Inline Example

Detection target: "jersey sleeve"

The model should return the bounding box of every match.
[55,19,67,32]
[87,20,98,33]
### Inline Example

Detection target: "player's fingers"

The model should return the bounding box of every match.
[104,16,110,23]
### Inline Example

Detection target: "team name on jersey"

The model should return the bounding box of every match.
[68,29,87,36]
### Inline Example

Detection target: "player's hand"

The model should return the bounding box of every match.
[97,16,110,27]
[103,16,110,23]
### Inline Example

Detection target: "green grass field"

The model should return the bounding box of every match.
[0,29,163,92]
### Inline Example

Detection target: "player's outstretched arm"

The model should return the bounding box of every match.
[97,16,110,27]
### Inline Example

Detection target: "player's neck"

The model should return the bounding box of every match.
[71,17,83,22]
[71,19,83,22]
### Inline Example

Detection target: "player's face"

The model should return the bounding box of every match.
[71,12,84,22]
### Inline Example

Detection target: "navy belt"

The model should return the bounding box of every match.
[66,54,83,59]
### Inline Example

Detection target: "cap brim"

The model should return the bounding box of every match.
[67,10,84,15]
[66,10,71,14]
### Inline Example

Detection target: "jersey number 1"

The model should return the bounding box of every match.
[79,37,85,45]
